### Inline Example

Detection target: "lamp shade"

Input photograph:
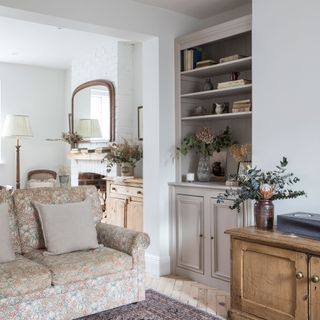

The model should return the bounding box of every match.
[2,115,33,137]
[77,119,102,138]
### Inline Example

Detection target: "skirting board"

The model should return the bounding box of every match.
[145,254,171,276]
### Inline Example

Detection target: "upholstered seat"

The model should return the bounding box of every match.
[25,246,133,286]
[0,255,51,298]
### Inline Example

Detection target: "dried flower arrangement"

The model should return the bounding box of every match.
[105,140,143,173]
[177,126,233,157]
[230,144,252,162]
[46,132,83,148]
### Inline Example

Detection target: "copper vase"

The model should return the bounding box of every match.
[254,200,274,230]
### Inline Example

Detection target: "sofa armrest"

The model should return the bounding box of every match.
[96,223,150,255]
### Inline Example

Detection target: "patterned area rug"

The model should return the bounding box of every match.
[77,289,222,320]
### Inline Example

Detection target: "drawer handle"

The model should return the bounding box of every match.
[137,191,143,195]
[311,275,320,283]
[296,272,304,280]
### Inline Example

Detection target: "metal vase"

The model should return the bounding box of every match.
[254,200,274,230]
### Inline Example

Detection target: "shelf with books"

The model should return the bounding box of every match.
[181,56,252,78]
[181,84,252,99]
[181,111,252,122]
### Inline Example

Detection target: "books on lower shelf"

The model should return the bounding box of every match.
[232,99,251,113]
[217,79,251,89]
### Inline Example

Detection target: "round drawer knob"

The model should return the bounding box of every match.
[311,275,320,283]
[296,272,304,280]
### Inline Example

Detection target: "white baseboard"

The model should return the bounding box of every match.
[145,254,171,276]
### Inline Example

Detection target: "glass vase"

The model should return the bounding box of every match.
[197,156,211,182]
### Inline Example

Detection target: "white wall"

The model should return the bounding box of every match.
[252,0,319,215]
[0,62,66,187]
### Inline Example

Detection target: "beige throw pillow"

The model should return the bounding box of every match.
[0,203,16,263]
[33,199,99,255]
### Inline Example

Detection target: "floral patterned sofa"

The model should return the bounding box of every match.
[0,186,150,320]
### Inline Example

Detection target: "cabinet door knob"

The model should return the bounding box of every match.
[199,234,203,238]
[111,187,117,191]
[311,275,320,283]
[211,236,214,240]
[137,191,143,195]
[296,272,304,280]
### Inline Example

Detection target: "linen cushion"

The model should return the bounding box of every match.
[0,255,51,298]
[25,247,133,285]
[13,186,102,253]
[33,199,99,255]
[0,190,21,253]
[0,203,16,263]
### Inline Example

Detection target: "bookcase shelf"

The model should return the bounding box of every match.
[181,56,252,78]
[181,84,252,99]
[181,111,252,122]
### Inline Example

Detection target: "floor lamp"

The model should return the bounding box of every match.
[2,115,33,189]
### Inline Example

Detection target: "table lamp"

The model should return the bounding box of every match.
[77,119,102,138]
[2,115,33,189]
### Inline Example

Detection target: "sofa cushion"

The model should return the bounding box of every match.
[0,255,51,298]
[25,246,132,285]
[0,190,21,253]
[0,203,15,263]
[13,186,102,253]
[33,199,99,255]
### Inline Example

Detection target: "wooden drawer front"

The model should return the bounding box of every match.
[110,184,143,197]
[232,239,308,320]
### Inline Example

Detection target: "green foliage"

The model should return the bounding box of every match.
[177,126,233,157]
[217,157,306,211]
[105,140,143,173]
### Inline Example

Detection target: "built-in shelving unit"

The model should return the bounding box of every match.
[170,15,253,291]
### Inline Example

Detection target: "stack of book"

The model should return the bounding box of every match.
[232,99,251,113]
[181,47,202,71]
[196,59,217,68]
[217,79,251,89]
[219,54,246,64]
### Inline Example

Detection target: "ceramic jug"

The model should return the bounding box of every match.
[213,103,225,114]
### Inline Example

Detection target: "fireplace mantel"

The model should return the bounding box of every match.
[68,153,106,161]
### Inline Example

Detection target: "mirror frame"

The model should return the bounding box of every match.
[71,79,115,142]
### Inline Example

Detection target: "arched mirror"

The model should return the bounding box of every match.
[71,79,115,142]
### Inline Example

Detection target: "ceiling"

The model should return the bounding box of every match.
[0,17,121,69]
[131,0,251,19]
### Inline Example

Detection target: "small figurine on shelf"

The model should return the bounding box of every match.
[203,78,214,91]
[230,71,240,80]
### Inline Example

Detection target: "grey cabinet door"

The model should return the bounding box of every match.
[210,198,242,281]
[176,194,204,274]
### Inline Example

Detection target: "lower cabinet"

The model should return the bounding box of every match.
[170,184,250,291]
[227,228,320,320]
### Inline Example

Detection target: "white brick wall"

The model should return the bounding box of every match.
[69,40,139,185]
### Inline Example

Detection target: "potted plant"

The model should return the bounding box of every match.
[218,157,306,229]
[105,140,143,177]
[177,126,232,182]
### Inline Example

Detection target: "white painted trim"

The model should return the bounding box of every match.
[145,253,171,276]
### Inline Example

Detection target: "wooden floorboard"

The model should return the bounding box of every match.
[145,273,230,319]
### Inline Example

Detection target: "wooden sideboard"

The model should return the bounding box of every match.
[103,177,143,232]
[226,227,320,320]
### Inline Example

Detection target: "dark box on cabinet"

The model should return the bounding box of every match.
[277,212,320,240]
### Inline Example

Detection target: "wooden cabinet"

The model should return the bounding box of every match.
[227,227,320,320]
[104,178,143,232]
[170,183,250,291]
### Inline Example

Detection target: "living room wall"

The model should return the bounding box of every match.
[0,62,66,187]
[252,0,318,216]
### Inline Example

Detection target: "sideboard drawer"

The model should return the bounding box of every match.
[110,184,143,198]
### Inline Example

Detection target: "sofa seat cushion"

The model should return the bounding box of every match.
[0,255,51,298]
[25,246,133,286]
